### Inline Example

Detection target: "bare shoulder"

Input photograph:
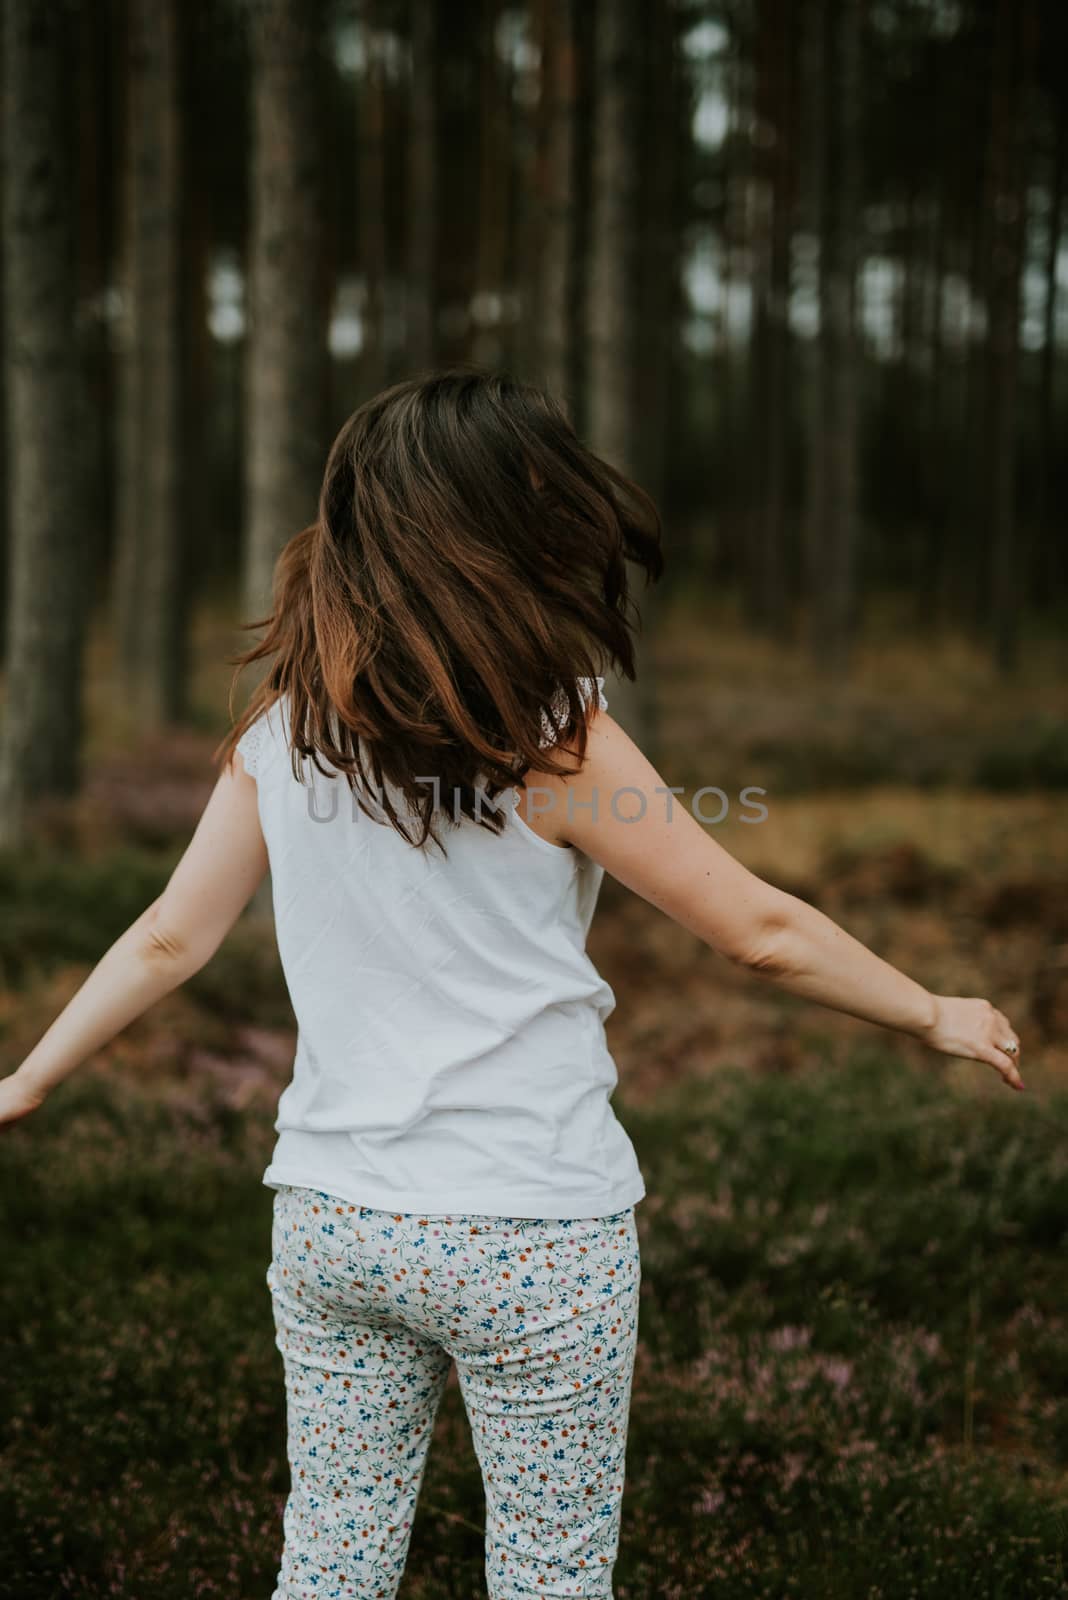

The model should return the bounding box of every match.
[565,706,665,801]
[513,708,646,848]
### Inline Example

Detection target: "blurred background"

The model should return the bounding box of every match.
[2,1,1067,1595]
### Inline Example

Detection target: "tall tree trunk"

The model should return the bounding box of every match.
[658,0,694,556]
[808,0,863,675]
[748,0,795,639]
[800,0,828,655]
[77,0,110,620]
[181,0,214,591]
[533,0,579,411]
[0,0,88,845]
[568,0,595,440]
[587,0,638,479]
[0,45,6,667]
[142,0,185,725]
[406,0,438,374]
[953,17,993,632]
[243,0,329,628]
[112,0,187,727]
[112,0,138,691]
[1036,101,1064,609]
[359,0,388,397]
[470,0,509,369]
[899,177,923,602]
[918,146,948,631]
[717,12,745,591]
[633,0,678,517]
[587,0,656,750]
[513,0,543,379]
[983,0,1034,675]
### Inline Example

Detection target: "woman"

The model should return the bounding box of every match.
[0,368,1022,1600]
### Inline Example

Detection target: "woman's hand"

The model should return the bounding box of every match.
[0,1073,48,1128]
[539,712,1030,1090]
[918,996,1024,1090]
[0,756,268,1107]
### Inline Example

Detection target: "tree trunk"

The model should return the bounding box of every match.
[567,0,595,440]
[587,0,638,477]
[657,2,693,560]
[77,0,110,621]
[181,0,214,591]
[808,0,863,675]
[111,0,187,728]
[983,0,1034,675]
[899,179,923,603]
[0,42,6,668]
[749,0,795,639]
[0,0,88,845]
[243,0,329,629]
[952,16,993,633]
[359,0,388,397]
[717,13,745,591]
[1036,101,1064,609]
[586,0,656,751]
[917,68,948,633]
[534,0,579,411]
[112,0,139,691]
[799,0,827,654]
[633,0,678,517]
[468,0,508,369]
[406,0,438,374]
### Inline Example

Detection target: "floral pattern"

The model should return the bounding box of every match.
[265,1182,642,1599]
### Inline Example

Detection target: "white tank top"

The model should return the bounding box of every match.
[236,677,646,1219]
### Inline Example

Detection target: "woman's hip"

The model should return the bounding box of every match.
[266,1182,641,1356]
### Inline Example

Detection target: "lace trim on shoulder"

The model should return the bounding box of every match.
[236,714,269,779]
[538,675,608,748]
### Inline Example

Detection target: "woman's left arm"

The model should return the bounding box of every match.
[1,751,267,1123]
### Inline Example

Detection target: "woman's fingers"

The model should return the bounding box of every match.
[924,997,1025,1090]
[992,1008,1019,1052]
[0,1073,48,1126]
[986,1008,1024,1090]
[989,1046,1025,1091]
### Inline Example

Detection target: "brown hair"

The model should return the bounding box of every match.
[216,365,663,850]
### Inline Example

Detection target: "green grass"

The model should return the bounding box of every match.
[0,844,292,1029]
[0,848,173,991]
[1,1055,1066,1598]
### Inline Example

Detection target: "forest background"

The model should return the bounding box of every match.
[1,2,1067,1595]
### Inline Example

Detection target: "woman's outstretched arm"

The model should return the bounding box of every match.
[538,709,1024,1090]
[1,752,267,1123]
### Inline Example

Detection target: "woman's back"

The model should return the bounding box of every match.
[238,680,646,1218]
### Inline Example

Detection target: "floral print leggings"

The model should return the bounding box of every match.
[265,1183,642,1600]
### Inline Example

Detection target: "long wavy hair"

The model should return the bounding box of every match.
[215,366,664,850]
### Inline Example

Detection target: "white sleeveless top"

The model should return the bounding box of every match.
[236,677,646,1219]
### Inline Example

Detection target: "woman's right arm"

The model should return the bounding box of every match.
[543,710,1024,1091]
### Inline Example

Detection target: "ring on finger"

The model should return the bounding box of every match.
[1002,1039,1018,1056]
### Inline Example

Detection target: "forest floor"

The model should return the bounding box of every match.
[1,593,1066,1596]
